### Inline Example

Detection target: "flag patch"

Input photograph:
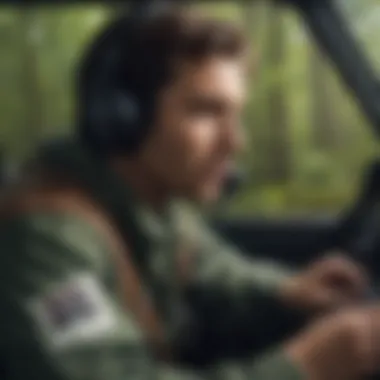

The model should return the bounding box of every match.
[30,272,118,349]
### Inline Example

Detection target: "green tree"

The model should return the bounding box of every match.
[263,2,291,183]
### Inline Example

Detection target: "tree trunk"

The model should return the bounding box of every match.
[309,43,339,150]
[264,2,291,183]
[17,8,44,156]
[240,0,267,182]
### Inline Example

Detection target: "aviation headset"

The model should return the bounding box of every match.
[77,2,175,155]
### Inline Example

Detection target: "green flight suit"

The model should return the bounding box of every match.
[0,140,303,380]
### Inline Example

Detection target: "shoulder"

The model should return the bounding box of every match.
[3,208,107,241]
[0,210,111,275]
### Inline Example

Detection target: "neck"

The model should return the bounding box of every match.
[111,157,169,211]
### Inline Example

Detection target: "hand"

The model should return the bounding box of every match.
[284,306,380,379]
[279,253,369,314]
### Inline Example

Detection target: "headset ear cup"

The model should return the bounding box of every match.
[109,92,143,153]
[83,89,114,147]
[83,91,142,154]
[81,88,145,155]
[114,92,140,131]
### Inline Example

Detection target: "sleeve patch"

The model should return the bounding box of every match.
[29,272,118,349]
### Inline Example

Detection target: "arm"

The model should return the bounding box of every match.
[178,210,303,359]
[0,212,303,380]
[177,205,294,294]
[181,208,296,298]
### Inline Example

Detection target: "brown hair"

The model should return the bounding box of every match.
[80,7,247,96]
[137,9,247,60]
[119,8,248,91]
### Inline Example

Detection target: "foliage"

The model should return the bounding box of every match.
[0,1,380,218]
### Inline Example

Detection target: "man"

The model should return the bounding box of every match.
[1,8,380,380]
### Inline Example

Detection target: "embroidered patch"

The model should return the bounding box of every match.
[30,273,118,349]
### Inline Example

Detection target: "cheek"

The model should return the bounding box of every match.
[180,120,218,158]
[150,118,219,186]
[171,119,219,173]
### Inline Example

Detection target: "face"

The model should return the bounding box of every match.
[139,56,247,204]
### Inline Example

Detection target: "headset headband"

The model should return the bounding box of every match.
[77,1,177,155]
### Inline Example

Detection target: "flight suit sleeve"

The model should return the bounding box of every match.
[184,215,294,295]
[178,210,303,360]
[181,211,296,307]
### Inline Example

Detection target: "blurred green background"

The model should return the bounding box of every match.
[0,0,379,218]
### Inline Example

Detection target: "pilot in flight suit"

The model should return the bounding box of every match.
[0,8,375,380]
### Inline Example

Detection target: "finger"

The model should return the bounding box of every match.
[309,252,347,273]
[325,289,365,310]
[307,288,353,314]
[318,255,369,296]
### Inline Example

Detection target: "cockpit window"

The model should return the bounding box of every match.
[0,1,379,218]
[338,0,380,77]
